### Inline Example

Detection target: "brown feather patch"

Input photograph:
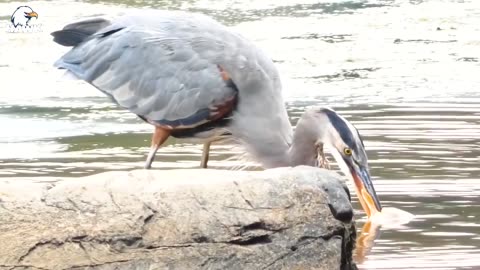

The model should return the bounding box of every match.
[209,95,237,121]
[217,65,231,81]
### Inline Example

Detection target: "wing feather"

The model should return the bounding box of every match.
[54,14,237,128]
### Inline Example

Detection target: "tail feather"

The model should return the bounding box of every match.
[51,18,111,47]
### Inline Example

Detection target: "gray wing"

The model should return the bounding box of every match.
[54,12,239,128]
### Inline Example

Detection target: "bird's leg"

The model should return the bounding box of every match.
[144,126,171,169]
[200,136,227,168]
[200,141,212,169]
[317,145,331,170]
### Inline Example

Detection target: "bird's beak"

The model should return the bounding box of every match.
[351,165,382,218]
[26,11,38,18]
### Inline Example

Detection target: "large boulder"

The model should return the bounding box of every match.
[0,166,357,270]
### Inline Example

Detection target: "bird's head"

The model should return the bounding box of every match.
[11,6,38,27]
[313,107,382,218]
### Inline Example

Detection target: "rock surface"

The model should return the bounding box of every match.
[0,166,357,270]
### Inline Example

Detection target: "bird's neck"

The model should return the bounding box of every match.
[287,112,323,167]
[241,109,324,169]
[228,83,322,169]
[229,86,294,168]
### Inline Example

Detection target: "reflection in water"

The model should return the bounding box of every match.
[355,207,415,264]
[355,220,382,264]
[1,0,480,269]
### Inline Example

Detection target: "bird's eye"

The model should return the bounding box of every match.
[343,148,352,156]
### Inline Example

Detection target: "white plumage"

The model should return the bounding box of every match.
[11,6,38,28]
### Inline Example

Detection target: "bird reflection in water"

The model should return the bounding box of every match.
[354,207,415,264]
[354,220,382,264]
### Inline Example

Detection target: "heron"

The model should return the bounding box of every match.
[51,10,382,217]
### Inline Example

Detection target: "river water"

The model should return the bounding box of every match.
[1,0,479,269]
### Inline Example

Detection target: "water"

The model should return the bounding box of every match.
[1,0,480,268]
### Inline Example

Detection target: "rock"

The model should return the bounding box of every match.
[0,166,357,270]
